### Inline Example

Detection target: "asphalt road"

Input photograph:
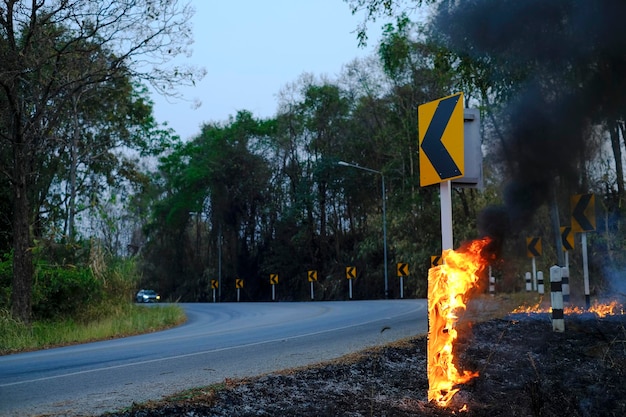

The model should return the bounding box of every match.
[0,299,428,416]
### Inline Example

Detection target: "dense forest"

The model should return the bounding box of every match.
[2,0,626,322]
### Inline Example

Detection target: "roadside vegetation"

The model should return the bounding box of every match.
[2,0,626,348]
[0,245,185,355]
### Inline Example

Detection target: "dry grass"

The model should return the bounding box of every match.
[0,304,186,355]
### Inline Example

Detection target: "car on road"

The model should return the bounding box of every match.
[136,289,160,303]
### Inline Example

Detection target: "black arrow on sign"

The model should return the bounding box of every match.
[528,237,541,257]
[561,226,574,250]
[346,267,356,279]
[420,94,462,179]
[572,194,594,231]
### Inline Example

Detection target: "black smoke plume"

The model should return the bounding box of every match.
[432,0,626,248]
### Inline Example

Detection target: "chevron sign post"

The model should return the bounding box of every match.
[419,92,464,253]
[397,263,409,299]
[571,193,596,308]
[526,237,542,291]
[308,270,317,300]
[560,226,574,303]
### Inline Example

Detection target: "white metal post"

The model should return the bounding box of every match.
[310,282,314,300]
[400,276,404,299]
[582,232,590,308]
[440,181,453,251]
[562,250,570,304]
[349,279,353,299]
[532,257,537,291]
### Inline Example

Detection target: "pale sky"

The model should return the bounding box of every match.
[151,0,387,141]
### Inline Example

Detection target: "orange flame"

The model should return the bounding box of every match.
[427,237,493,406]
[513,298,624,317]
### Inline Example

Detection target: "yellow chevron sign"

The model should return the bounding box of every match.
[210,279,218,289]
[419,92,465,186]
[430,255,443,268]
[345,266,356,280]
[571,194,596,232]
[308,270,318,282]
[270,274,279,285]
[235,278,244,289]
[526,237,542,258]
[397,263,409,277]
[560,226,575,251]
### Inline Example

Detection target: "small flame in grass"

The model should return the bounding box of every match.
[513,298,624,317]
[427,237,493,407]
[585,300,623,317]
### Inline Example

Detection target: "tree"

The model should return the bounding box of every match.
[344,0,436,46]
[0,0,200,323]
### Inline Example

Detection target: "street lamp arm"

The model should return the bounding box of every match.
[337,160,382,175]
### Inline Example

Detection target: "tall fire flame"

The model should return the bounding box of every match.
[428,237,493,406]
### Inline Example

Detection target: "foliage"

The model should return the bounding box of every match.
[2,0,626,316]
[0,303,185,355]
[31,265,102,320]
[0,246,188,355]
[0,241,139,322]
[0,0,201,323]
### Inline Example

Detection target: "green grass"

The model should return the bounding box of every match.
[0,303,186,355]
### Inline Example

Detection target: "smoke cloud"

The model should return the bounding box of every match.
[432,0,626,244]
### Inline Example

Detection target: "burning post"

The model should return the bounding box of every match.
[427,237,492,406]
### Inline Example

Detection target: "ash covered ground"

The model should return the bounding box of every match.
[105,309,626,417]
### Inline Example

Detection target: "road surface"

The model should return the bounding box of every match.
[0,300,427,416]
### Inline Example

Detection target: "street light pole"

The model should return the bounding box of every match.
[338,161,389,299]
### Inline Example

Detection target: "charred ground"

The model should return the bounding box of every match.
[105,303,626,417]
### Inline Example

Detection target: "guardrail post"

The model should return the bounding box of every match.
[561,266,570,303]
[550,265,565,332]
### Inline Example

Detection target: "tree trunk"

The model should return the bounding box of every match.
[68,96,80,241]
[609,121,624,201]
[11,134,34,324]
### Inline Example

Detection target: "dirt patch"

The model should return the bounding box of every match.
[104,311,626,417]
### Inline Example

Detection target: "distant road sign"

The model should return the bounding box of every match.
[571,194,596,232]
[308,270,318,282]
[430,255,443,268]
[270,274,279,285]
[526,237,542,258]
[419,92,464,186]
[396,263,409,277]
[560,226,575,251]
[210,279,218,289]
[235,278,244,289]
[345,266,356,280]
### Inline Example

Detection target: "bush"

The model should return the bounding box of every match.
[0,240,143,322]
[32,265,103,320]
[0,252,12,309]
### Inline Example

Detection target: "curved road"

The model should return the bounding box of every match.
[0,300,427,416]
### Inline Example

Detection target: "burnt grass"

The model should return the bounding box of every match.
[106,313,626,417]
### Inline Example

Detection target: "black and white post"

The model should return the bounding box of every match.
[550,265,565,332]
